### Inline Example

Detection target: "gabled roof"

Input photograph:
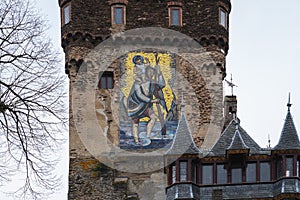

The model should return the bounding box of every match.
[273,109,300,150]
[209,119,261,156]
[165,109,201,156]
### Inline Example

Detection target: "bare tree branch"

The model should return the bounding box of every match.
[0,0,67,199]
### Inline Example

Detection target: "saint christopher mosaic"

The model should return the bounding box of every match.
[119,52,178,149]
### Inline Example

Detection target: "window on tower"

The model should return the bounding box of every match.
[98,71,114,89]
[297,157,300,177]
[219,8,227,29]
[286,157,294,177]
[168,2,182,26]
[179,161,187,181]
[112,6,126,25]
[172,165,176,184]
[62,4,71,25]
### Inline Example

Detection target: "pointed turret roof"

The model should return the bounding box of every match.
[227,122,249,150]
[209,119,261,156]
[165,106,201,156]
[273,96,300,150]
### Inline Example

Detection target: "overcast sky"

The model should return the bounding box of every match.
[1,0,300,199]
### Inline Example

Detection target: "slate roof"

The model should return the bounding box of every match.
[209,119,262,156]
[273,109,300,150]
[165,109,201,156]
[227,124,249,150]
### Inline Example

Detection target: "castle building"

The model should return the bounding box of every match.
[58,0,299,199]
[165,98,300,199]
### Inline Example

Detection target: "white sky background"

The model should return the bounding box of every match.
[1,0,300,199]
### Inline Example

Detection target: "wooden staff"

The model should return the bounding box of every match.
[153,54,166,136]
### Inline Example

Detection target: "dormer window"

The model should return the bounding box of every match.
[168,2,182,26]
[219,8,227,29]
[62,4,71,25]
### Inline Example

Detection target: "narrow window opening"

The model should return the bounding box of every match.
[172,165,176,184]
[169,7,182,26]
[217,164,227,184]
[192,164,198,183]
[246,163,256,182]
[114,7,123,24]
[297,159,299,177]
[112,6,125,25]
[180,161,187,182]
[277,157,283,178]
[171,9,180,26]
[219,8,227,29]
[63,4,71,25]
[286,157,294,177]
[98,71,114,89]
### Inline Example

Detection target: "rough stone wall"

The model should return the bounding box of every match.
[60,0,231,57]
[60,0,231,38]
[68,157,128,200]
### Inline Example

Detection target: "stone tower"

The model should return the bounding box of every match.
[58,0,231,199]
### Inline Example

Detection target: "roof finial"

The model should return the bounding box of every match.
[235,120,239,130]
[287,92,292,111]
[225,74,238,96]
[181,91,185,112]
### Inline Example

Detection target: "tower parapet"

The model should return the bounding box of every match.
[59,0,231,74]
